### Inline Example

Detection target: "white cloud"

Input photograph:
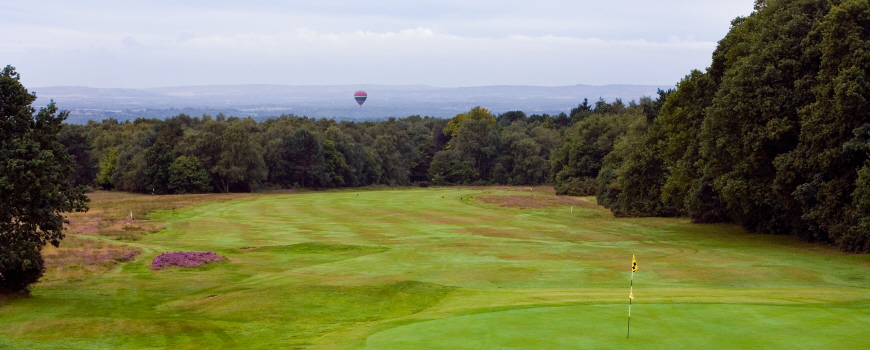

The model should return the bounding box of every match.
[1,1,754,87]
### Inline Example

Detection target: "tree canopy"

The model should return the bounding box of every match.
[66,105,606,192]
[586,0,870,252]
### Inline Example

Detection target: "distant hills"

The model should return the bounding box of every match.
[31,84,672,123]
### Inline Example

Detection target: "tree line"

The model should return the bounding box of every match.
[61,101,652,194]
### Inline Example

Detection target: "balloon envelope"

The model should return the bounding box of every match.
[354,90,367,106]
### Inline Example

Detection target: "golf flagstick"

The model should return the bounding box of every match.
[628,255,637,338]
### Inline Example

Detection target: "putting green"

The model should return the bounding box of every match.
[1,188,868,349]
[365,303,870,349]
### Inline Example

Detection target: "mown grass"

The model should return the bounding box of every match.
[1,188,869,349]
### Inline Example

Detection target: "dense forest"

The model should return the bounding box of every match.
[54,0,870,254]
[588,0,870,253]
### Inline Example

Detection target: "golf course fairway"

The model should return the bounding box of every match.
[1,188,868,349]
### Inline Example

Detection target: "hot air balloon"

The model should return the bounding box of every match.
[354,90,367,106]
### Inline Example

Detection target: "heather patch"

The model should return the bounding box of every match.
[151,252,225,270]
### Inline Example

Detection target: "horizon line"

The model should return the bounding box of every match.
[32,82,675,90]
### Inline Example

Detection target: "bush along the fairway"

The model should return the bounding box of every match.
[151,251,223,270]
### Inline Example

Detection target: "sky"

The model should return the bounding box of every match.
[3,1,756,88]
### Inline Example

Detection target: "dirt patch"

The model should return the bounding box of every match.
[475,194,595,209]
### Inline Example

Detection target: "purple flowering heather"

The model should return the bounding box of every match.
[151,251,224,270]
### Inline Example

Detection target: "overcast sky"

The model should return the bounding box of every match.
[3,1,755,88]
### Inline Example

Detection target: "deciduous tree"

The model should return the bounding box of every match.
[0,66,88,292]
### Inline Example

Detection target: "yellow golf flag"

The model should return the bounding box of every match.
[632,255,637,273]
[629,291,634,299]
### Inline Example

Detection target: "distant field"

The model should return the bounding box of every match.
[1,188,869,349]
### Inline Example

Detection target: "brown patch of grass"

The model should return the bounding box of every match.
[64,191,247,241]
[41,235,140,281]
[475,194,596,209]
[453,185,557,194]
[95,217,165,241]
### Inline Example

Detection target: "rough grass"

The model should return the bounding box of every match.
[42,191,247,282]
[3,187,869,349]
[40,235,140,282]
[64,191,245,240]
[454,185,556,194]
[475,194,596,209]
